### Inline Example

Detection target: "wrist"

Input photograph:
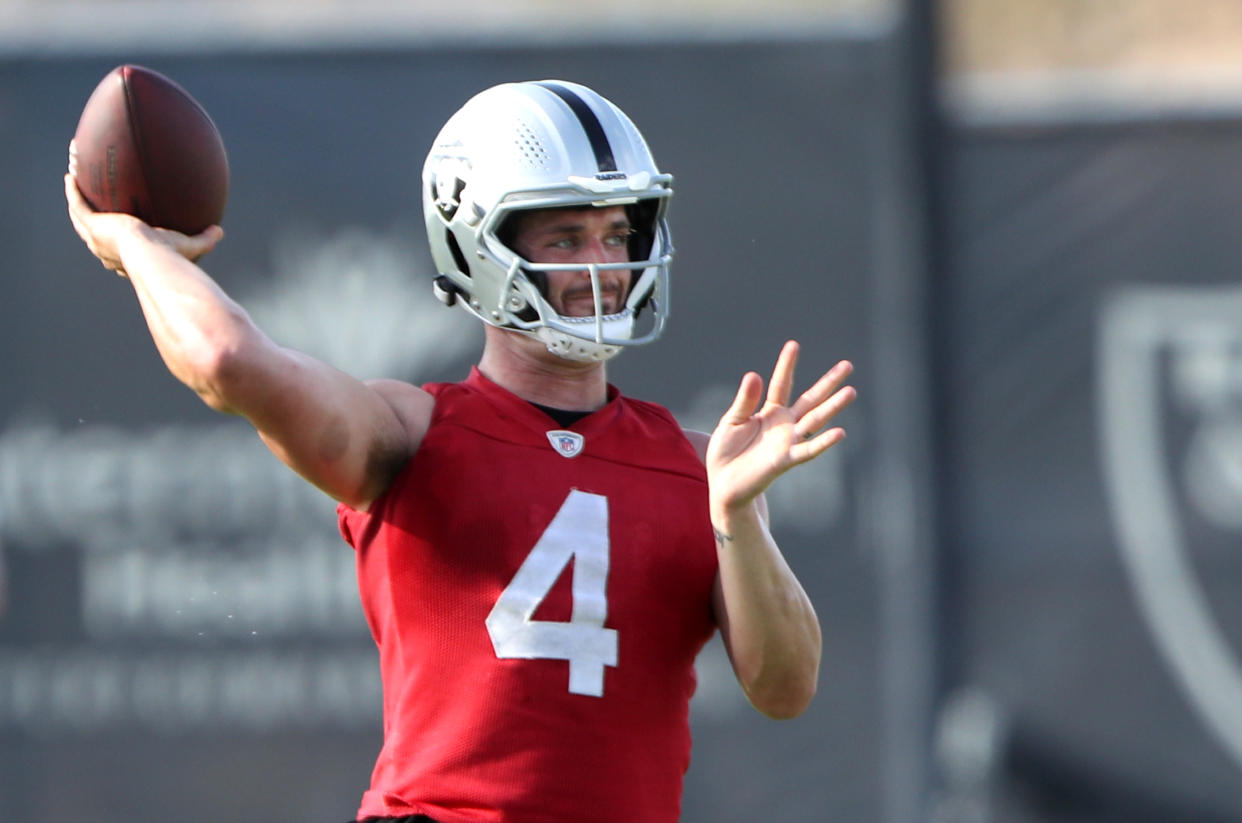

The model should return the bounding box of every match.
[710,498,763,543]
[114,220,159,260]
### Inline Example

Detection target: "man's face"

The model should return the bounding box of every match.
[507,205,633,317]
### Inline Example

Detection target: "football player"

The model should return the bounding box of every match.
[65,79,855,823]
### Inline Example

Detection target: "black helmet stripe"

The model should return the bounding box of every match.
[536,81,618,173]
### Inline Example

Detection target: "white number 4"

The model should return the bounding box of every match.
[485,489,618,697]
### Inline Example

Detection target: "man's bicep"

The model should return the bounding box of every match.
[249,355,432,509]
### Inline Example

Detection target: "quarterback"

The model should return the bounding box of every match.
[65,79,855,823]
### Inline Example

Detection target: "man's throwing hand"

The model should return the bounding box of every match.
[65,169,222,277]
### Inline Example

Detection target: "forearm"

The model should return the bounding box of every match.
[713,499,822,719]
[116,225,263,411]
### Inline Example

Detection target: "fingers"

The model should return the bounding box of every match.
[793,425,848,462]
[181,224,225,261]
[792,383,856,443]
[791,359,853,419]
[65,177,85,229]
[66,173,123,272]
[64,172,88,214]
[66,137,95,214]
[765,340,799,409]
[787,357,855,456]
[723,370,764,425]
[65,174,103,256]
[738,344,856,428]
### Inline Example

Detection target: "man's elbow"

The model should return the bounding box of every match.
[185,340,246,412]
[744,668,819,720]
[181,322,264,413]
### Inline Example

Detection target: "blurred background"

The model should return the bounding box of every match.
[2,1,1242,821]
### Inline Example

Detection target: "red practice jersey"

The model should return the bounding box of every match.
[337,367,719,823]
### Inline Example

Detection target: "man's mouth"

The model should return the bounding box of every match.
[562,287,622,316]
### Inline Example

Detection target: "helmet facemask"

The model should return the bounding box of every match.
[485,197,670,362]
[422,80,674,363]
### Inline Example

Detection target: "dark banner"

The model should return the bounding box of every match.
[0,40,886,823]
[941,119,1242,821]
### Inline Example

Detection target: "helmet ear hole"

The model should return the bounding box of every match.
[625,200,659,263]
[445,230,471,278]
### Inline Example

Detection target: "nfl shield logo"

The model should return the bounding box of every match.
[1098,284,1242,769]
[546,430,585,458]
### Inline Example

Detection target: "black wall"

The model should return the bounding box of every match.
[0,40,886,823]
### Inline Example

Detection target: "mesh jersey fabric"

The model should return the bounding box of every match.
[338,367,719,823]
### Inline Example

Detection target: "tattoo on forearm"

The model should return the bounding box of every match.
[713,527,733,546]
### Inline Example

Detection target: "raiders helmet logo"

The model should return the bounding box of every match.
[430,154,471,222]
[546,430,585,458]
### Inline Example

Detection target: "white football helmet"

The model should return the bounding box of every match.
[422,80,673,362]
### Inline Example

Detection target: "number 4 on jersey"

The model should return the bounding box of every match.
[486,489,618,697]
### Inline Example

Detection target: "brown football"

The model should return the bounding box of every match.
[71,64,229,234]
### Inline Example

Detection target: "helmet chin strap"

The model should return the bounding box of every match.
[535,326,623,362]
